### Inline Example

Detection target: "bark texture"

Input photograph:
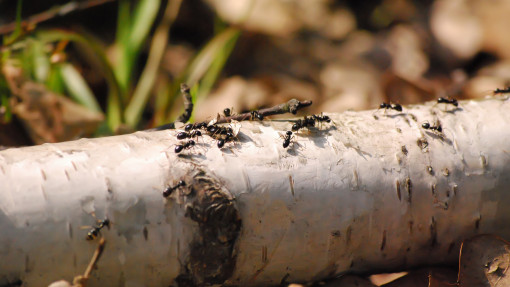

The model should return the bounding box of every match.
[0,97,510,286]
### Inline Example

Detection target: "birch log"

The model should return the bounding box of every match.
[1,97,510,286]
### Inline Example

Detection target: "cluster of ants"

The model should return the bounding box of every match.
[281,113,332,148]
[174,108,263,153]
[376,97,459,134]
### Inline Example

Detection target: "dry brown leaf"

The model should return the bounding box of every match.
[3,66,103,144]
[458,234,510,287]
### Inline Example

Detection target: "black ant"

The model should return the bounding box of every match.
[251,110,264,120]
[86,218,110,241]
[437,97,458,107]
[282,131,294,148]
[215,127,236,148]
[184,122,207,131]
[175,140,195,153]
[312,113,331,123]
[494,87,510,94]
[379,102,403,112]
[176,130,202,140]
[422,122,442,133]
[223,108,232,117]
[292,116,315,132]
[163,180,186,197]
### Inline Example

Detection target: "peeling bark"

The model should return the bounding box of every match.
[0,97,510,286]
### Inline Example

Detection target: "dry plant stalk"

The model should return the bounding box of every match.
[0,96,509,286]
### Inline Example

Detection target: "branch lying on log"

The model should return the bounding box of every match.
[0,96,510,286]
[149,91,312,131]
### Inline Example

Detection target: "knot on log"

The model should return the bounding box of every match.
[176,171,241,286]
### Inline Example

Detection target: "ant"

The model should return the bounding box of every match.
[223,108,234,117]
[312,113,331,123]
[163,180,186,197]
[251,110,264,120]
[292,116,315,132]
[422,122,442,133]
[437,97,458,107]
[175,140,195,153]
[215,128,236,148]
[176,130,202,140]
[379,102,403,112]
[494,87,510,94]
[86,218,110,241]
[184,122,207,131]
[282,131,294,148]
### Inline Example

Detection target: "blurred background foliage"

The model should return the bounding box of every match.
[1,0,510,146]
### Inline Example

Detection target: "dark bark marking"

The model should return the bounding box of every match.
[142,226,148,241]
[288,175,295,197]
[176,171,242,286]
[396,179,401,201]
[430,217,438,247]
[405,177,412,203]
[380,230,387,251]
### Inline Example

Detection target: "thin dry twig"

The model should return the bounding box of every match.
[215,99,313,124]
[175,83,193,123]
[72,238,106,287]
[0,0,116,35]
[149,98,312,131]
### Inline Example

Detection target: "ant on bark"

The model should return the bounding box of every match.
[379,102,402,112]
[86,218,110,240]
[175,140,196,153]
[163,180,186,198]
[437,97,458,107]
[176,130,202,140]
[282,131,295,148]
[422,122,443,133]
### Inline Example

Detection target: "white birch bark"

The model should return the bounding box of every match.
[1,96,510,286]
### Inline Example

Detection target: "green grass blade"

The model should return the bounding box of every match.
[185,27,240,87]
[130,0,161,52]
[46,63,65,94]
[59,63,102,112]
[36,29,122,131]
[3,0,23,45]
[30,40,50,83]
[197,29,239,101]
[124,0,181,128]
[113,0,132,95]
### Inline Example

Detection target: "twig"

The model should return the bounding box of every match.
[216,98,312,124]
[0,0,116,35]
[175,83,193,123]
[148,98,312,131]
[147,83,193,131]
[72,238,106,287]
